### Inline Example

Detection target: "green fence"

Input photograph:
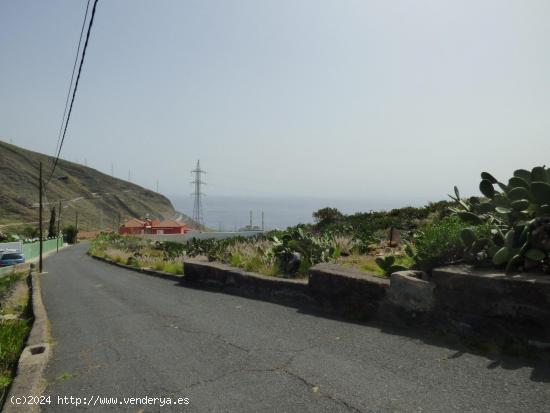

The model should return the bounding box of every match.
[0,237,64,277]
[22,236,64,261]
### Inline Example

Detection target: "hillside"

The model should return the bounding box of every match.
[0,141,194,232]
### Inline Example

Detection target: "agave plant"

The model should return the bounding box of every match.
[451,167,550,273]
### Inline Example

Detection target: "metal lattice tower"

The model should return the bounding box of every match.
[191,160,206,229]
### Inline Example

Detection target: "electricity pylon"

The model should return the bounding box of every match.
[191,160,206,229]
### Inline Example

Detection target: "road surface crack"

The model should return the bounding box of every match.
[279,368,364,413]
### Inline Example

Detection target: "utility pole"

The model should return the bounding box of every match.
[75,211,78,244]
[111,164,114,176]
[249,210,253,229]
[156,180,159,193]
[191,160,206,229]
[56,200,61,252]
[261,211,264,231]
[38,162,43,273]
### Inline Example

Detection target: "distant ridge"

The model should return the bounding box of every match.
[0,140,195,231]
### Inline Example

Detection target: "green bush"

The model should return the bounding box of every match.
[413,216,490,271]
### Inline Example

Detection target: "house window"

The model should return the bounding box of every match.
[157,229,164,234]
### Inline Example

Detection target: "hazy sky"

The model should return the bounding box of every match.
[1,0,549,205]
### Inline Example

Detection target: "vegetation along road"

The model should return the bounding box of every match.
[40,244,549,412]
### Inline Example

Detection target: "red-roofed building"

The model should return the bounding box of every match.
[119,218,190,235]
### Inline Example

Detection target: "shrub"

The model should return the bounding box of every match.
[413,216,481,271]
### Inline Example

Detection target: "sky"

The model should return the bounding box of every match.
[1,0,549,206]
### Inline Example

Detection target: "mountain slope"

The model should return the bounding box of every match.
[0,141,194,231]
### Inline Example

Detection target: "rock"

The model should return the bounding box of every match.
[281,252,301,275]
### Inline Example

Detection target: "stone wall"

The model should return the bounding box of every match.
[183,259,312,306]
[308,263,389,319]
[431,265,550,346]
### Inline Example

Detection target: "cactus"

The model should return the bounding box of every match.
[375,255,408,276]
[451,166,550,274]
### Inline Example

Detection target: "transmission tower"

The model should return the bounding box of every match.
[191,160,206,229]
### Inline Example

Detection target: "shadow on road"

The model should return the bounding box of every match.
[173,279,550,384]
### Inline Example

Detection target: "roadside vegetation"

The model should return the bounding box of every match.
[88,201,456,278]
[89,235,184,275]
[89,166,550,278]
[0,271,32,403]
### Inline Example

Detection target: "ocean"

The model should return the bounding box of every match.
[169,195,431,231]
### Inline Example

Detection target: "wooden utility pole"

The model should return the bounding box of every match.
[75,211,79,244]
[56,200,61,252]
[38,162,43,273]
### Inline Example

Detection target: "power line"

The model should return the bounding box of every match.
[48,0,100,182]
[53,0,91,163]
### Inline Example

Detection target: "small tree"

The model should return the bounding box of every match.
[63,225,78,244]
[312,207,343,227]
[48,207,57,238]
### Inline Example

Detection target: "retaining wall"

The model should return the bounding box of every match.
[183,259,312,306]
[309,263,389,319]
[431,265,550,346]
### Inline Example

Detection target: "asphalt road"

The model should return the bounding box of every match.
[40,244,549,412]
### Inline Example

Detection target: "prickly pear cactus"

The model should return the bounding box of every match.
[451,166,550,274]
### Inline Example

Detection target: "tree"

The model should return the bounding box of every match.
[48,207,57,238]
[63,225,78,244]
[312,207,343,227]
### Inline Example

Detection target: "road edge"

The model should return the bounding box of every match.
[4,272,52,413]
[90,254,185,283]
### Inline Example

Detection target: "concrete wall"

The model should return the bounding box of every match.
[136,231,265,243]
[0,263,30,277]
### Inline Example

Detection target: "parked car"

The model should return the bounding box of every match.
[0,252,25,267]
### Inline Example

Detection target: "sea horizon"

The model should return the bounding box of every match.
[169,194,445,231]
